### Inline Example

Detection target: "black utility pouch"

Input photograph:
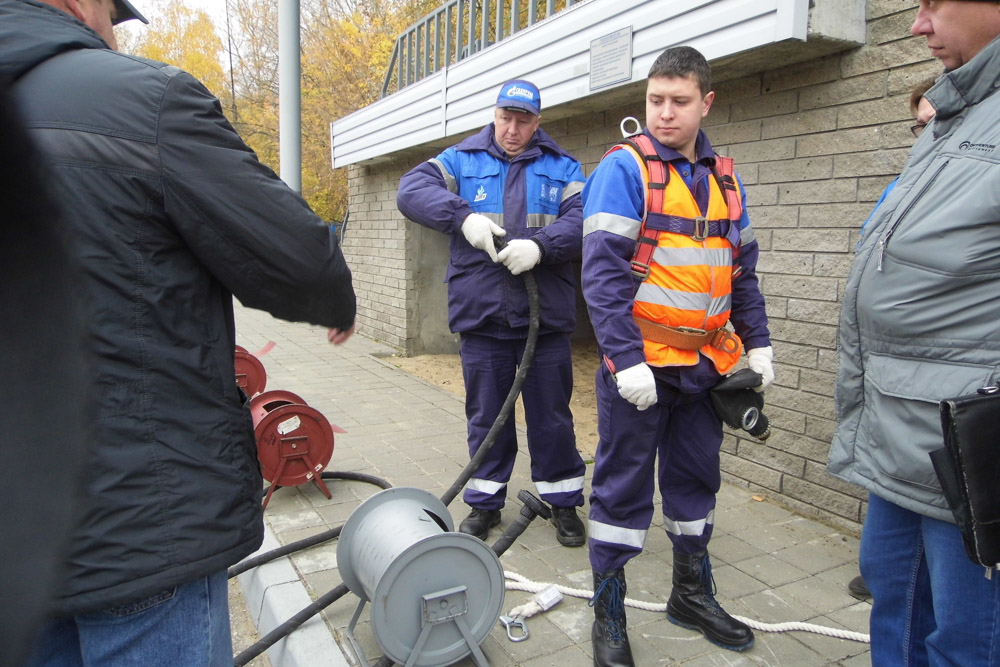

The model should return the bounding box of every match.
[931,386,1000,569]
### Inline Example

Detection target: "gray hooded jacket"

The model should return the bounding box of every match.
[828,35,1000,521]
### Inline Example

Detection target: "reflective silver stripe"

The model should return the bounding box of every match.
[562,180,584,201]
[534,475,585,495]
[663,509,714,537]
[651,246,731,268]
[483,212,504,227]
[466,478,506,494]
[588,520,647,549]
[28,127,157,172]
[636,284,732,318]
[584,212,641,239]
[740,224,755,246]
[635,284,710,310]
[429,158,458,193]
[706,294,732,318]
[527,213,557,228]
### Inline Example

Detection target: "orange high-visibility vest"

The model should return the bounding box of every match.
[610,134,744,373]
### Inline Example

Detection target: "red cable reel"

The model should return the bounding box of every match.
[250,390,346,509]
[234,345,267,397]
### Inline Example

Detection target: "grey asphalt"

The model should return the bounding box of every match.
[231,302,872,666]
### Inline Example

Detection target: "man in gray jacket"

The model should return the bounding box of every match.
[828,1,1000,664]
[1,0,356,664]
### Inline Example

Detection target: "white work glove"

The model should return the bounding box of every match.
[461,213,506,262]
[497,239,542,275]
[615,362,657,411]
[746,346,775,392]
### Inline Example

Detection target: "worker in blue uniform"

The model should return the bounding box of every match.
[397,80,588,547]
[582,47,773,665]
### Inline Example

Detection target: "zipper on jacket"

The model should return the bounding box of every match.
[877,159,949,271]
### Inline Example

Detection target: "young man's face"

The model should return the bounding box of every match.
[911,0,1000,71]
[645,74,714,162]
[494,108,540,159]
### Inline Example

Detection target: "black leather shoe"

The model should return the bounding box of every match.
[458,508,501,541]
[551,506,586,547]
[848,574,871,600]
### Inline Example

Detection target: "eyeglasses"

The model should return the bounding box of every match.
[910,121,928,138]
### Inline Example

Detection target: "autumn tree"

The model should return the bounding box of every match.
[117,0,227,101]
[119,0,441,223]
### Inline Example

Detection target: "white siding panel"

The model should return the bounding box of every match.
[331,0,810,168]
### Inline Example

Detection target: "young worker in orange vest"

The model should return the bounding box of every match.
[581,46,773,665]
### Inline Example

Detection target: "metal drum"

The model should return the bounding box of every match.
[338,487,504,666]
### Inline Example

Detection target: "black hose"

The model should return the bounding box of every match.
[230,471,392,579]
[236,268,541,667]
[439,271,540,507]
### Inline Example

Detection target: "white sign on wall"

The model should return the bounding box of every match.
[590,27,633,91]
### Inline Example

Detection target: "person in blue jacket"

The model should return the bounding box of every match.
[582,47,773,664]
[397,80,588,547]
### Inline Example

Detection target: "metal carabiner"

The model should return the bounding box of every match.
[498,615,529,642]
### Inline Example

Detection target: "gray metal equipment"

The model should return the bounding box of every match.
[337,487,505,667]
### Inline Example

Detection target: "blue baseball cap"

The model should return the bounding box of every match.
[496,80,541,116]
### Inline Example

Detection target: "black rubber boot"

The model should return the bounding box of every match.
[666,550,754,651]
[551,506,586,547]
[457,508,500,541]
[589,569,635,667]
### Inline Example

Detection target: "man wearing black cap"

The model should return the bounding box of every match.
[0,0,356,664]
[397,80,588,547]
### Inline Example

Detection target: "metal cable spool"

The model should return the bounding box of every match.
[250,390,343,509]
[338,487,504,667]
[234,345,267,397]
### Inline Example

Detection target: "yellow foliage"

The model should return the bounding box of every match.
[122,0,441,223]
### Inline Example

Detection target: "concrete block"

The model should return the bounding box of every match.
[799,72,885,111]
[800,368,837,397]
[840,37,930,79]
[778,179,857,205]
[787,299,842,326]
[763,107,838,140]
[764,274,840,301]
[798,202,875,228]
[762,55,840,94]
[833,147,909,177]
[759,156,834,183]
[757,251,814,276]
[731,90,799,122]
[797,126,881,157]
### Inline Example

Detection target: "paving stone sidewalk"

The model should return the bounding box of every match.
[232,303,872,666]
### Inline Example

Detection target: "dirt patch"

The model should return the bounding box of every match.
[385,338,601,460]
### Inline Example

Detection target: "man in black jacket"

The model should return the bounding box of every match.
[0,0,356,664]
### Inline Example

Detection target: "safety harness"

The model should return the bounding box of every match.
[607,133,744,356]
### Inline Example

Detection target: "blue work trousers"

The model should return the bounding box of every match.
[861,493,1000,666]
[588,363,722,573]
[26,571,232,667]
[459,332,586,510]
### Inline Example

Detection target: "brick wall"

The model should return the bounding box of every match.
[343,0,938,531]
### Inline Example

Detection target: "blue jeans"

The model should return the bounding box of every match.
[861,493,1000,666]
[26,571,232,667]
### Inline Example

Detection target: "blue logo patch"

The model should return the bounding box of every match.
[474,185,487,203]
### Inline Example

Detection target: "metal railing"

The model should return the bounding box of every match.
[380,0,579,98]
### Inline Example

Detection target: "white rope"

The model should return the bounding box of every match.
[503,570,870,644]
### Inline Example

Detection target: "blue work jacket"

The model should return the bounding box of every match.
[398,124,585,336]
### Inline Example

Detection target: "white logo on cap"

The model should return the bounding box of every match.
[505,84,535,101]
